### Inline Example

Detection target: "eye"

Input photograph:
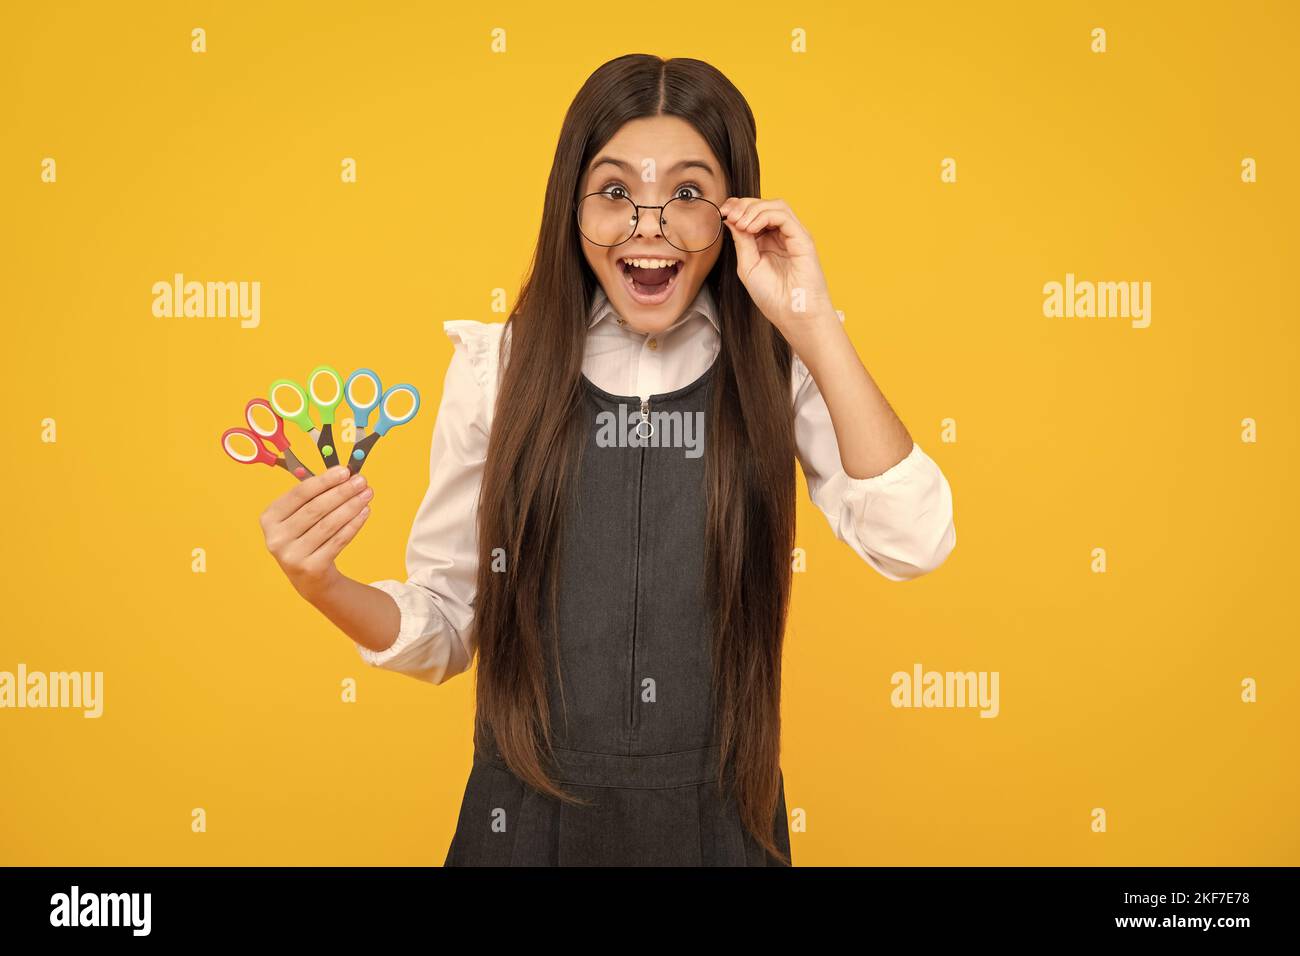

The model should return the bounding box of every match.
[673,182,705,201]
[597,181,630,200]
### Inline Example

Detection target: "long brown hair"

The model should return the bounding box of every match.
[472,53,796,862]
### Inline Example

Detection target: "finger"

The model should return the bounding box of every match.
[294,485,374,557]
[282,472,369,541]
[725,217,760,276]
[720,196,763,222]
[729,198,779,229]
[769,199,812,237]
[760,199,809,236]
[733,208,809,250]
[263,464,352,526]
[732,200,792,232]
[309,500,372,566]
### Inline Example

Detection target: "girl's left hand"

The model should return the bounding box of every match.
[719,197,836,332]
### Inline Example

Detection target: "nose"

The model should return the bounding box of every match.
[632,205,664,240]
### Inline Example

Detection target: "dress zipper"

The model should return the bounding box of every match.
[629,397,651,737]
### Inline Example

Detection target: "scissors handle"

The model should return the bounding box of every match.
[309,365,345,426]
[221,428,278,468]
[373,384,422,436]
[344,367,383,432]
[269,378,317,435]
[244,398,290,451]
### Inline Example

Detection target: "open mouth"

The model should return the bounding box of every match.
[619,256,682,305]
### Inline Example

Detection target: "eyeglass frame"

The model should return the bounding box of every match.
[573,190,726,254]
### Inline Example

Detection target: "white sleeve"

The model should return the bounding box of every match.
[358,323,500,682]
[791,356,956,581]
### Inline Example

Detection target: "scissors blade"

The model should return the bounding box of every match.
[275,458,312,481]
[316,424,340,468]
[283,448,316,479]
[347,432,383,475]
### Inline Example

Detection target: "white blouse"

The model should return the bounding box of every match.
[359,282,956,683]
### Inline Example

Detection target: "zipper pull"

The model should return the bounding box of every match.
[636,397,654,441]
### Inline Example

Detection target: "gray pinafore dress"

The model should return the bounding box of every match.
[444,359,792,866]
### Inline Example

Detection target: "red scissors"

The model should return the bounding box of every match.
[220,398,316,481]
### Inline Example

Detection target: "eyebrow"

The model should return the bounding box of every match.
[587,156,719,179]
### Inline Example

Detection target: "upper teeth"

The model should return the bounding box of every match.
[622,258,678,269]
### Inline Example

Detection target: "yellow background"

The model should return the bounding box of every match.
[2,1,1296,866]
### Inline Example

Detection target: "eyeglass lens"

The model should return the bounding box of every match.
[577,194,722,253]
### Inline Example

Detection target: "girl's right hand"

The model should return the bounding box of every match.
[259,465,374,601]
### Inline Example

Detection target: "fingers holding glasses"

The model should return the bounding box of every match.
[721,197,807,235]
[721,197,815,260]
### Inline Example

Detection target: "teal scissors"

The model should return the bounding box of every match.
[268,365,345,468]
[343,367,421,474]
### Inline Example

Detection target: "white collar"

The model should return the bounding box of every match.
[586,280,721,335]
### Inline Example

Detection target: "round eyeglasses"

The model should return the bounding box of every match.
[575,190,725,254]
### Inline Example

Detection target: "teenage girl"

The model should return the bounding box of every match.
[258,54,956,866]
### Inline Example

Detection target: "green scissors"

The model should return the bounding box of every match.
[268,365,345,468]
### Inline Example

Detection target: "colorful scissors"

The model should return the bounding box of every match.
[220,398,316,480]
[342,369,420,474]
[268,365,344,468]
[343,367,385,441]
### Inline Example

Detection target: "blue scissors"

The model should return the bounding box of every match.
[343,367,421,474]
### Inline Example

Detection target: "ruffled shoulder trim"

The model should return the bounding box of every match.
[443,319,509,396]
